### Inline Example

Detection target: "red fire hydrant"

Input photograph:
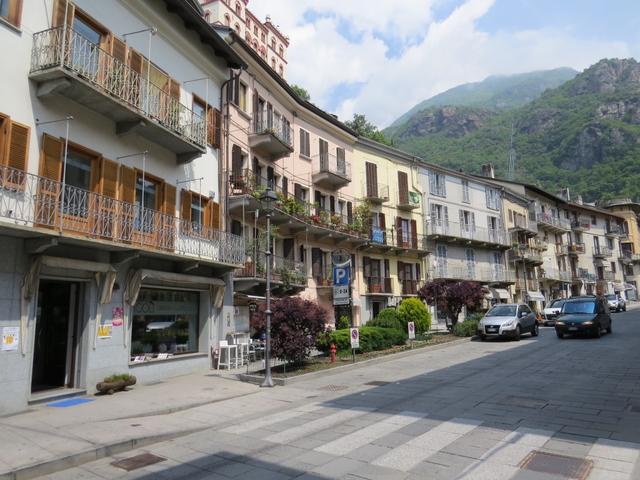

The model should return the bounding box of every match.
[330,343,337,363]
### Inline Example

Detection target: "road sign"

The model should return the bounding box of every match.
[408,321,416,340]
[350,328,359,349]
[333,285,350,306]
[333,265,350,286]
[332,249,351,265]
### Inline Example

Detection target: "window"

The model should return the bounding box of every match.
[261,32,265,42]
[462,179,470,203]
[0,113,29,174]
[508,209,513,223]
[238,82,247,111]
[254,26,258,35]
[430,203,448,226]
[279,45,284,57]
[365,162,378,198]
[190,195,205,233]
[64,149,94,216]
[0,0,23,28]
[235,23,241,34]
[591,215,597,226]
[135,175,158,230]
[131,289,199,360]
[279,65,284,77]
[485,187,500,210]
[224,14,230,26]
[271,38,276,50]
[607,237,614,249]
[71,13,104,76]
[235,2,242,16]
[429,171,446,197]
[271,58,276,69]
[611,262,617,273]
[299,128,310,157]
[460,210,475,233]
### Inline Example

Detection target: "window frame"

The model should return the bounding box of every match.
[0,0,23,29]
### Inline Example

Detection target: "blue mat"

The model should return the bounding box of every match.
[47,397,95,408]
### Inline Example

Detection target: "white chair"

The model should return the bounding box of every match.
[216,340,237,370]
[237,337,250,365]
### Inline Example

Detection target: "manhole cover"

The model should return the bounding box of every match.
[324,385,349,392]
[111,453,166,471]
[364,381,391,386]
[520,451,592,479]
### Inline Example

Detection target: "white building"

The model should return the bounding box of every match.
[0,0,245,414]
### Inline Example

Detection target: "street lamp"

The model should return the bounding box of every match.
[260,186,278,388]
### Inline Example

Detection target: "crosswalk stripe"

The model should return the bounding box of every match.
[586,438,640,478]
[315,411,427,455]
[221,403,323,434]
[264,407,375,445]
[372,418,482,472]
[456,427,555,480]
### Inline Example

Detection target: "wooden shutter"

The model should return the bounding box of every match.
[314,190,321,211]
[53,0,74,27]
[231,145,242,180]
[395,217,402,247]
[283,238,294,260]
[7,121,29,172]
[294,183,303,201]
[347,201,353,224]
[363,256,371,278]
[379,213,386,242]
[397,261,405,281]
[180,189,192,222]
[162,183,176,216]
[416,262,421,281]
[4,0,23,27]
[365,162,377,198]
[329,196,335,214]
[398,171,409,204]
[169,79,180,100]
[282,176,288,197]
[119,166,136,203]
[40,134,63,180]
[312,248,322,278]
[210,200,220,229]
[110,36,128,63]
[411,219,418,249]
[99,159,119,198]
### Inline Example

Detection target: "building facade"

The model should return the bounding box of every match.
[0,0,245,414]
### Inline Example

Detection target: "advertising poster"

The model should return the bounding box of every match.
[2,327,19,351]
[112,307,124,327]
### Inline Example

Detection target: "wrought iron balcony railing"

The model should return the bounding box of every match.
[251,113,294,147]
[365,183,389,203]
[429,263,514,283]
[30,27,207,151]
[534,210,571,231]
[240,251,306,286]
[312,153,351,187]
[593,246,613,258]
[0,165,244,265]
[365,276,393,294]
[426,219,510,246]
[368,227,429,251]
[573,269,597,282]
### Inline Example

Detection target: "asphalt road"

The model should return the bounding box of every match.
[37,308,640,480]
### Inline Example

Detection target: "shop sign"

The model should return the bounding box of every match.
[112,307,123,327]
[2,326,19,351]
[333,285,350,306]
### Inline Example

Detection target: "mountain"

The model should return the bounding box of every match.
[386,58,640,202]
[386,67,577,131]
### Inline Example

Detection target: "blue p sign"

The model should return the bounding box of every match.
[333,266,350,286]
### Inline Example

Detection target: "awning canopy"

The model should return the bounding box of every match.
[527,291,545,302]
[493,288,511,300]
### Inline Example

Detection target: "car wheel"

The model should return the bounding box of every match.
[514,325,521,341]
[531,323,539,337]
[556,331,564,339]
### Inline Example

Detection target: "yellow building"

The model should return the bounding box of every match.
[352,138,427,324]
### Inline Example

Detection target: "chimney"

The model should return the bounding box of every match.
[481,163,495,179]
[559,187,571,201]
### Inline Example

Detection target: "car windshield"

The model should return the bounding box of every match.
[562,301,596,314]
[606,294,617,301]
[487,305,517,316]
[549,299,566,308]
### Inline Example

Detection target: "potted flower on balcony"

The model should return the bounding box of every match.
[310,214,321,224]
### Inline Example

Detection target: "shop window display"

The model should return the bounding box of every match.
[130,289,199,361]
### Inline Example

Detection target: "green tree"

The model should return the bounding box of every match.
[397,298,431,334]
[345,113,394,146]
[291,84,310,101]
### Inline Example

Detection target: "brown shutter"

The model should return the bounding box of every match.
[6,0,23,27]
[7,121,29,172]
[379,212,386,243]
[329,196,335,214]
[180,189,192,222]
[347,201,353,224]
[363,256,371,278]
[119,166,136,204]
[294,183,302,201]
[110,36,128,63]
[169,79,180,100]
[398,171,409,204]
[282,176,288,197]
[99,159,119,198]
[366,162,378,198]
[40,134,63,180]
[416,262,421,281]
[411,219,418,249]
[312,248,322,278]
[397,261,404,281]
[52,0,74,27]
[210,200,220,229]
[162,183,176,216]
[209,108,222,148]
[395,217,402,247]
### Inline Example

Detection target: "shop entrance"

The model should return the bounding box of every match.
[31,280,79,393]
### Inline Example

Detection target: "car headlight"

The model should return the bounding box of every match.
[556,321,565,325]
[583,321,593,325]
[502,319,514,327]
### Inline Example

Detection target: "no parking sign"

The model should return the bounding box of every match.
[408,322,415,340]
[350,328,359,349]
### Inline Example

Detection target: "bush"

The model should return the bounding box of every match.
[453,319,479,337]
[466,311,485,323]
[316,326,406,353]
[367,308,403,330]
[335,315,350,330]
[397,298,431,334]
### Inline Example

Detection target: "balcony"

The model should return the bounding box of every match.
[0,165,244,266]
[364,276,393,295]
[365,227,429,254]
[567,243,586,255]
[508,247,544,265]
[365,184,389,204]
[531,238,548,250]
[429,263,515,284]
[426,219,510,248]
[605,225,622,237]
[515,278,540,291]
[30,27,206,162]
[622,252,640,264]
[249,113,294,161]
[312,153,351,189]
[535,210,571,232]
[400,279,421,296]
[540,268,572,283]
[509,216,538,236]
[313,265,335,288]
[571,217,592,232]
[593,247,613,258]
[237,252,306,292]
[397,191,420,211]
[601,270,616,282]
[572,269,597,283]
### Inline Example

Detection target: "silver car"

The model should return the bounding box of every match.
[478,303,539,341]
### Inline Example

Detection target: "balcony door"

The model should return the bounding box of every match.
[431,203,448,233]
[465,248,476,279]
[319,139,329,171]
[436,244,448,277]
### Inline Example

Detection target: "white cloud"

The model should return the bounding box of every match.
[249,0,633,128]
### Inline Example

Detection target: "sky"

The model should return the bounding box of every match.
[248,0,640,128]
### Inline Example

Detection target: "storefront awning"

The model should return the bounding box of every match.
[492,288,511,300]
[527,291,545,302]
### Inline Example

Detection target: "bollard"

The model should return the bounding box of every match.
[330,343,337,363]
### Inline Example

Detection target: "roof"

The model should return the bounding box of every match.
[162,0,246,70]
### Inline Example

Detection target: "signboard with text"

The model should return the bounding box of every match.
[333,285,350,306]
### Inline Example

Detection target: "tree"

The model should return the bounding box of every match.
[397,297,431,333]
[418,280,485,327]
[291,84,310,101]
[344,113,394,146]
[251,297,329,362]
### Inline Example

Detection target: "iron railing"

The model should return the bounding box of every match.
[541,268,571,282]
[240,251,306,285]
[426,219,509,246]
[510,215,538,233]
[602,270,616,281]
[571,217,592,231]
[365,276,393,294]
[366,183,389,202]
[315,153,351,181]
[573,269,597,282]
[593,246,613,257]
[30,27,206,148]
[251,111,294,147]
[508,246,543,264]
[515,278,540,291]
[0,165,244,265]
[535,210,571,230]
[429,263,514,283]
[400,279,421,295]
[368,227,429,251]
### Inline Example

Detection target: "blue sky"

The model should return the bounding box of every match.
[250,0,640,126]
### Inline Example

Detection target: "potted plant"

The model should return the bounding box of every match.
[96,373,136,395]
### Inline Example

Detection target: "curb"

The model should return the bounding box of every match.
[0,428,208,480]
[237,336,472,385]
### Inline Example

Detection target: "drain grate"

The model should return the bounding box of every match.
[111,453,166,471]
[323,384,349,392]
[520,451,592,480]
[364,381,391,386]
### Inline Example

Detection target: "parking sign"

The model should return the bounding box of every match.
[408,322,415,340]
[333,265,350,286]
[350,328,359,349]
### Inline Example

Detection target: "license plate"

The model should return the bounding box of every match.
[568,327,578,331]
[487,328,498,333]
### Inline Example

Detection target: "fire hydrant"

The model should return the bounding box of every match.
[329,343,337,363]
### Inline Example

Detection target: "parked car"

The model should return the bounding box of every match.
[478,304,539,341]
[542,298,567,326]
[555,296,612,339]
[606,294,626,312]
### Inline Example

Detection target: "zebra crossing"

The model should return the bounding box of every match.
[220,404,640,480]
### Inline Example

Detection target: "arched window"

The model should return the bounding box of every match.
[235,23,241,34]
[261,32,265,42]
[235,2,241,16]
[245,32,251,42]
[254,26,258,35]
[224,14,230,26]
[271,38,276,50]
[252,40,258,50]
[279,45,284,57]
[271,58,276,69]
[279,65,284,76]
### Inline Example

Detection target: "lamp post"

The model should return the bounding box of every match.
[260,186,278,388]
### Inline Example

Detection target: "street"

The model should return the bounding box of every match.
[36,309,640,480]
